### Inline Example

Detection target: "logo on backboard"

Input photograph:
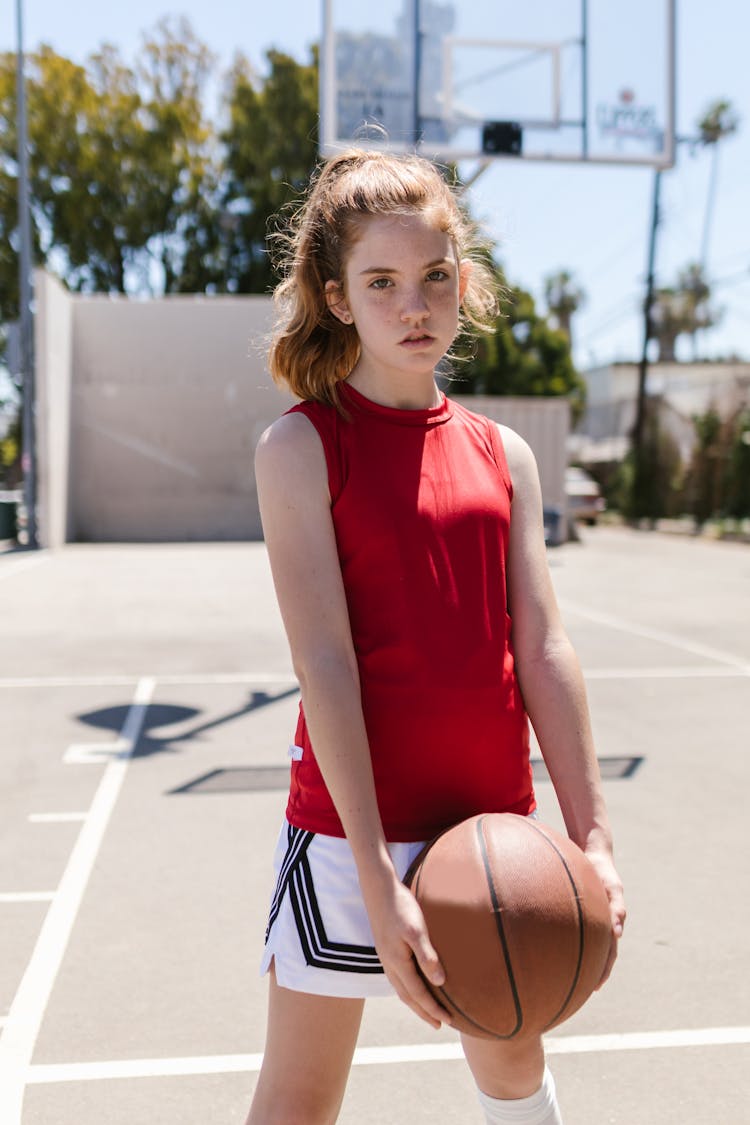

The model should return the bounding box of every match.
[596,88,662,149]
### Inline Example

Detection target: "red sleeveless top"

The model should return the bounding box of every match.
[285,382,535,841]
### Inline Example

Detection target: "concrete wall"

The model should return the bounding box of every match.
[34,276,568,544]
[68,292,294,542]
[460,394,568,521]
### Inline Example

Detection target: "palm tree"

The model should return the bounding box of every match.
[650,265,722,362]
[650,287,689,362]
[676,262,721,359]
[543,270,586,345]
[697,99,739,271]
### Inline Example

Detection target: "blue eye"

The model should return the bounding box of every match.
[370,277,393,289]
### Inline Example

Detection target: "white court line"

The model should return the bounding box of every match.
[28,813,88,824]
[0,677,155,1125]
[2,666,748,689]
[0,552,46,581]
[64,739,131,765]
[558,599,750,673]
[584,665,750,680]
[0,672,298,689]
[24,1026,750,1085]
[0,893,55,904]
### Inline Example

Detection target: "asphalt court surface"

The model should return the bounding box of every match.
[1,528,749,1124]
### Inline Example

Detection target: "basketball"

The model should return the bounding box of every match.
[404,813,612,1040]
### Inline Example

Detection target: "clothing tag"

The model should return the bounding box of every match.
[288,744,304,761]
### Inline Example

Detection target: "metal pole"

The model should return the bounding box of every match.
[320,0,335,155]
[16,0,38,548]
[631,168,662,515]
[413,0,422,148]
[580,0,588,159]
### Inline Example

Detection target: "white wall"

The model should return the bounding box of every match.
[461,395,568,520]
[67,293,294,541]
[33,277,568,544]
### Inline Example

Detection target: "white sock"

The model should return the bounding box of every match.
[477,1066,563,1124]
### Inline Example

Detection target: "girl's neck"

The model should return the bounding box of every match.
[345,366,442,412]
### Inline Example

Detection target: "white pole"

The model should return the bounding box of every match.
[15,0,38,548]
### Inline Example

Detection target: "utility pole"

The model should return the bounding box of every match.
[16,0,38,548]
[630,168,662,519]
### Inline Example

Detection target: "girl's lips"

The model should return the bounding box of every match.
[400,334,435,347]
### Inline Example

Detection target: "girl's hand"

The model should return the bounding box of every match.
[362,876,451,1029]
[584,846,626,989]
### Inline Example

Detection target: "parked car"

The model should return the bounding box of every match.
[565,466,605,525]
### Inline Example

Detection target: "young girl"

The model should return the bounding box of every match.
[248,150,625,1125]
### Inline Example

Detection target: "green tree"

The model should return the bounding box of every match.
[133,18,221,292]
[677,262,721,359]
[29,43,143,292]
[543,269,586,345]
[0,20,221,308]
[686,406,724,525]
[650,264,722,363]
[219,48,319,293]
[0,413,20,480]
[725,407,750,518]
[617,398,684,522]
[457,281,586,420]
[685,404,750,524]
[650,286,690,362]
[0,49,52,317]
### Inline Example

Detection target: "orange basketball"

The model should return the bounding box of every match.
[404,813,612,1039]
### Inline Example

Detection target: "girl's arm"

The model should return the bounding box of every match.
[256,412,448,1025]
[499,425,626,984]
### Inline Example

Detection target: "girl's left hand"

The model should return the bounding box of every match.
[584,847,626,988]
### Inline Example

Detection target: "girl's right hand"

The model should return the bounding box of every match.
[362,876,451,1029]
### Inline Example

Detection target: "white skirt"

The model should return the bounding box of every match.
[260,821,427,998]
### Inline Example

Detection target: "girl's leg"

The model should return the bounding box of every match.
[246,963,365,1125]
[461,1033,562,1124]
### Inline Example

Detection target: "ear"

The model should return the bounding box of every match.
[458,259,472,304]
[325,279,354,325]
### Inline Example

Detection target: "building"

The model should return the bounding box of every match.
[571,360,750,465]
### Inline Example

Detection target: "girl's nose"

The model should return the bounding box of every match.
[401,286,430,321]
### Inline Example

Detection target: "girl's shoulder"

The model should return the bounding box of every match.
[496,423,535,468]
[256,406,327,472]
[259,398,337,448]
[494,424,543,510]
[256,399,342,503]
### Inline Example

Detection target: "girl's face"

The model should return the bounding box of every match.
[325,211,470,391]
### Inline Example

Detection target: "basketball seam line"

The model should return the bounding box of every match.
[523,819,587,1030]
[473,814,524,1038]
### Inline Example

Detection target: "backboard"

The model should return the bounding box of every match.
[320,0,676,168]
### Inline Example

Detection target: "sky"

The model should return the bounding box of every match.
[3,0,749,373]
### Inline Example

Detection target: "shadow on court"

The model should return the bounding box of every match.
[76,687,300,760]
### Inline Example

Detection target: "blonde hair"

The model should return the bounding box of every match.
[268,149,499,407]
